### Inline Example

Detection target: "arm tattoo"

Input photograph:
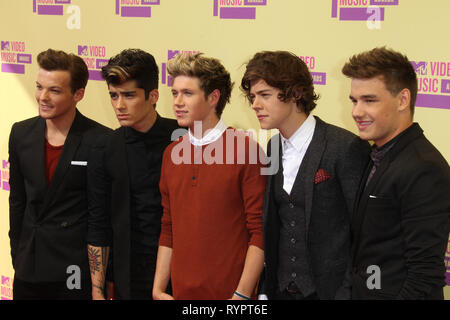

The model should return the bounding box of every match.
[88,247,101,275]
[93,284,105,295]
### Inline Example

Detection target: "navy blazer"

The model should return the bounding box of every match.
[8,110,111,283]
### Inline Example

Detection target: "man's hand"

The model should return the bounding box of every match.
[152,290,175,300]
[92,284,106,300]
[152,246,174,300]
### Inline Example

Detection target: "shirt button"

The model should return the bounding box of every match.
[192,176,196,180]
[290,221,296,227]
[289,203,294,209]
[291,256,296,262]
[290,238,296,244]
[291,272,297,278]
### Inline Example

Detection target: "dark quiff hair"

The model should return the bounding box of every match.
[241,51,319,115]
[101,48,159,100]
[37,48,89,93]
[342,46,418,115]
[167,52,233,117]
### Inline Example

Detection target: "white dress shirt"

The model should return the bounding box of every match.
[188,119,228,146]
[280,114,316,195]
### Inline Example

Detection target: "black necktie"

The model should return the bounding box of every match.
[365,147,387,187]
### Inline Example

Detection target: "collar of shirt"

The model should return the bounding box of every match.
[370,123,411,166]
[279,114,316,195]
[124,113,162,144]
[188,118,227,147]
[280,114,316,154]
[370,141,396,167]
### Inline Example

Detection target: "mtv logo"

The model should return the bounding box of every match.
[410,61,427,76]
[168,50,180,60]
[1,276,10,286]
[161,50,180,87]
[78,45,88,56]
[1,41,10,51]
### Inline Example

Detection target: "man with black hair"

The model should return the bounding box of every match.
[87,49,179,300]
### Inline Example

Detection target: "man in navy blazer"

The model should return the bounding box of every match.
[342,47,450,299]
[241,51,371,300]
[8,49,111,299]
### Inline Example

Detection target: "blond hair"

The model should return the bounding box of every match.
[167,52,233,117]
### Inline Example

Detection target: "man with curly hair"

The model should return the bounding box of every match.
[241,51,370,300]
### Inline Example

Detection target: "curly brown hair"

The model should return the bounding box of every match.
[241,51,319,115]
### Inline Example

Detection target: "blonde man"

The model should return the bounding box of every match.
[152,53,266,300]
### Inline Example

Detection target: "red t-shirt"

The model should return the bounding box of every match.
[45,140,64,185]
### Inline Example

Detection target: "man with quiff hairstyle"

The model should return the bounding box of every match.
[87,48,179,300]
[342,46,450,299]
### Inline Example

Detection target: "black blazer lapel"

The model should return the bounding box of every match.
[107,128,132,299]
[297,116,327,242]
[40,111,85,216]
[29,118,48,202]
[352,162,372,223]
[261,134,282,295]
[262,134,282,243]
[350,124,423,262]
[350,152,391,262]
[109,128,131,227]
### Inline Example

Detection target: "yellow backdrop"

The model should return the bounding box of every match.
[1,0,449,300]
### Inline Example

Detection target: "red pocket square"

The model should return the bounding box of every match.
[314,169,331,184]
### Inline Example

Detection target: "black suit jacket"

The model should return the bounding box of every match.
[350,123,450,299]
[260,116,371,299]
[8,110,112,283]
[87,115,180,299]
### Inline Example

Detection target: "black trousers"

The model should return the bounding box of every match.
[275,282,319,300]
[275,289,319,300]
[13,277,92,300]
[128,252,157,300]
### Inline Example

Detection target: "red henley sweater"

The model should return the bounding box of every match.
[159,128,266,300]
